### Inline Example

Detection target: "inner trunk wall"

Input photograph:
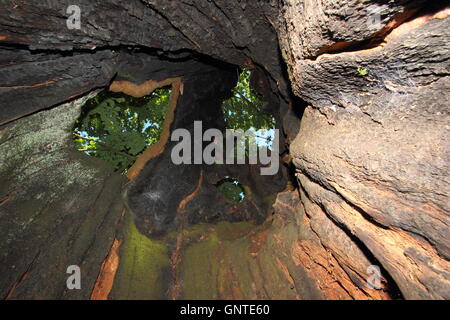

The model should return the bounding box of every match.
[0,0,448,300]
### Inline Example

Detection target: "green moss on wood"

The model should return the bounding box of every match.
[111,213,170,299]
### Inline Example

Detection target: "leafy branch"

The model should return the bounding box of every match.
[73,133,136,160]
[73,88,171,172]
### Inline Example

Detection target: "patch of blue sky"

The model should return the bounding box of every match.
[248,127,274,150]
[143,119,159,131]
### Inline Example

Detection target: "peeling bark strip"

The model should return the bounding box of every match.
[109,78,180,98]
[169,170,204,300]
[0,189,15,207]
[384,7,450,42]
[110,78,182,181]
[303,6,450,62]
[4,251,40,300]
[0,80,57,89]
[177,170,204,213]
[313,8,420,58]
[90,239,121,300]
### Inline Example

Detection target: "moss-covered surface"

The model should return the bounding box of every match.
[107,208,304,300]
[178,220,298,299]
[110,213,170,299]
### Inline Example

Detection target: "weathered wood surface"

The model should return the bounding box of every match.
[279,1,450,299]
[0,0,448,299]
[0,93,126,299]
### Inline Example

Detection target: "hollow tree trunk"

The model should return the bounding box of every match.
[0,0,449,300]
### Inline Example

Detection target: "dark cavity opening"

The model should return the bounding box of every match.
[73,87,171,173]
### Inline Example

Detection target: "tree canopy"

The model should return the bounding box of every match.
[73,88,171,173]
[222,68,275,148]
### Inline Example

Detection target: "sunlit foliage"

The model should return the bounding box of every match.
[216,177,246,203]
[222,68,276,149]
[73,88,171,173]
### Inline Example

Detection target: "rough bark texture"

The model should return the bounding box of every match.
[0,0,449,300]
[0,47,118,125]
[125,62,286,238]
[0,93,125,299]
[0,0,287,123]
[278,1,450,299]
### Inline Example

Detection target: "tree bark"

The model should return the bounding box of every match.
[0,0,448,300]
